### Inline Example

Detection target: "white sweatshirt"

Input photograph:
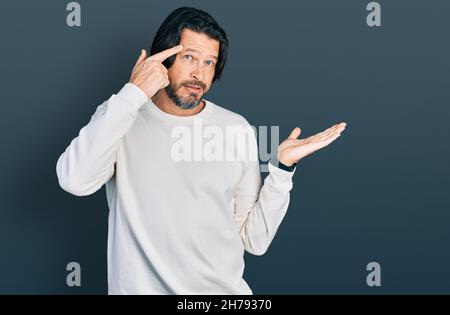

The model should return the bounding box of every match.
[56,83,296,295]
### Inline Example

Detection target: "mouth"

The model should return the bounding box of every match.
[184,85,202,93]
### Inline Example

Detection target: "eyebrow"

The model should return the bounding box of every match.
[183,48,218,61]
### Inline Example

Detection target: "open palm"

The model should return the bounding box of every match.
[278,122,347,166]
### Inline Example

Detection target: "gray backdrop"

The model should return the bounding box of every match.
[0,0,449,294]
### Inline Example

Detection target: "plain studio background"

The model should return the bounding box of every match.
[0,0,449,294]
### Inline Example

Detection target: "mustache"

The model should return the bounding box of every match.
[180,80,207,90]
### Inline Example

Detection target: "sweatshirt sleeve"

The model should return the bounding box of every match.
[56,83,148,196]
[233,121,296,256]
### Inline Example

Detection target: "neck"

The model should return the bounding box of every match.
[151,89,205,117]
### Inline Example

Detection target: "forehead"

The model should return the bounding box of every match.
[179,28,220,58]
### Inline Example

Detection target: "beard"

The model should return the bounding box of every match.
[165,79,207,110]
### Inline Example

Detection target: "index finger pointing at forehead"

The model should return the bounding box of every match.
[148,44,184,62]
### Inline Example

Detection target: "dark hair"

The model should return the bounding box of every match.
[150,7,229,82]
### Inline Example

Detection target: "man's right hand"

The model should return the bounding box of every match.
[129,45,184,99]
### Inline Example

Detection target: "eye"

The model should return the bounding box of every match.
[183,55,193,61]
[205,60,215,67]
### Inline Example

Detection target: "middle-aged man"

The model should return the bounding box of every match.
[56,7,347,294]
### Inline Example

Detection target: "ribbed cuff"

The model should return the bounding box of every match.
[267,160,295,192]
[269,158,296,172]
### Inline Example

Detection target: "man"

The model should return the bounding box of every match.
[56,7,347,294]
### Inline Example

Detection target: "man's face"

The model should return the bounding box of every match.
[165,28,220,109]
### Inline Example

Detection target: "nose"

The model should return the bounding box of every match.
[190,63,203,82]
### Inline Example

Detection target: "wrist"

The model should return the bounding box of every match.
[271,158,296,172]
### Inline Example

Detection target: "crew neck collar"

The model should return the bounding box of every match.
[143,98,214,123]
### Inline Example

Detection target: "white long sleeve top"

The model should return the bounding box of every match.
[56,83,295,294]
